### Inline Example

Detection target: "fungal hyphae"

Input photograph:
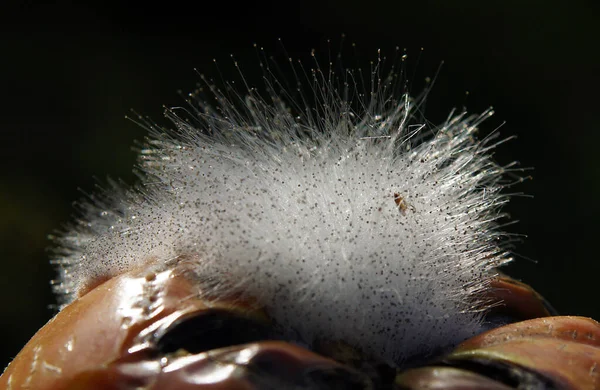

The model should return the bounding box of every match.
[51,44,521,367]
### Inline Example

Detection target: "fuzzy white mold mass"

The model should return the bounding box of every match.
[52,55,515,365]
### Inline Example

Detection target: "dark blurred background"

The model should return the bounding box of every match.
[1,0,598,369]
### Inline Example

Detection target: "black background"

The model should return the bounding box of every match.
[1,0,599,369]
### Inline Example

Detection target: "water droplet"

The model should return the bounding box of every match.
[121,316,133,329]
[65,337,74,352]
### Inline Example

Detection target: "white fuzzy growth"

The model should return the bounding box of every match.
[52,57,514,365]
